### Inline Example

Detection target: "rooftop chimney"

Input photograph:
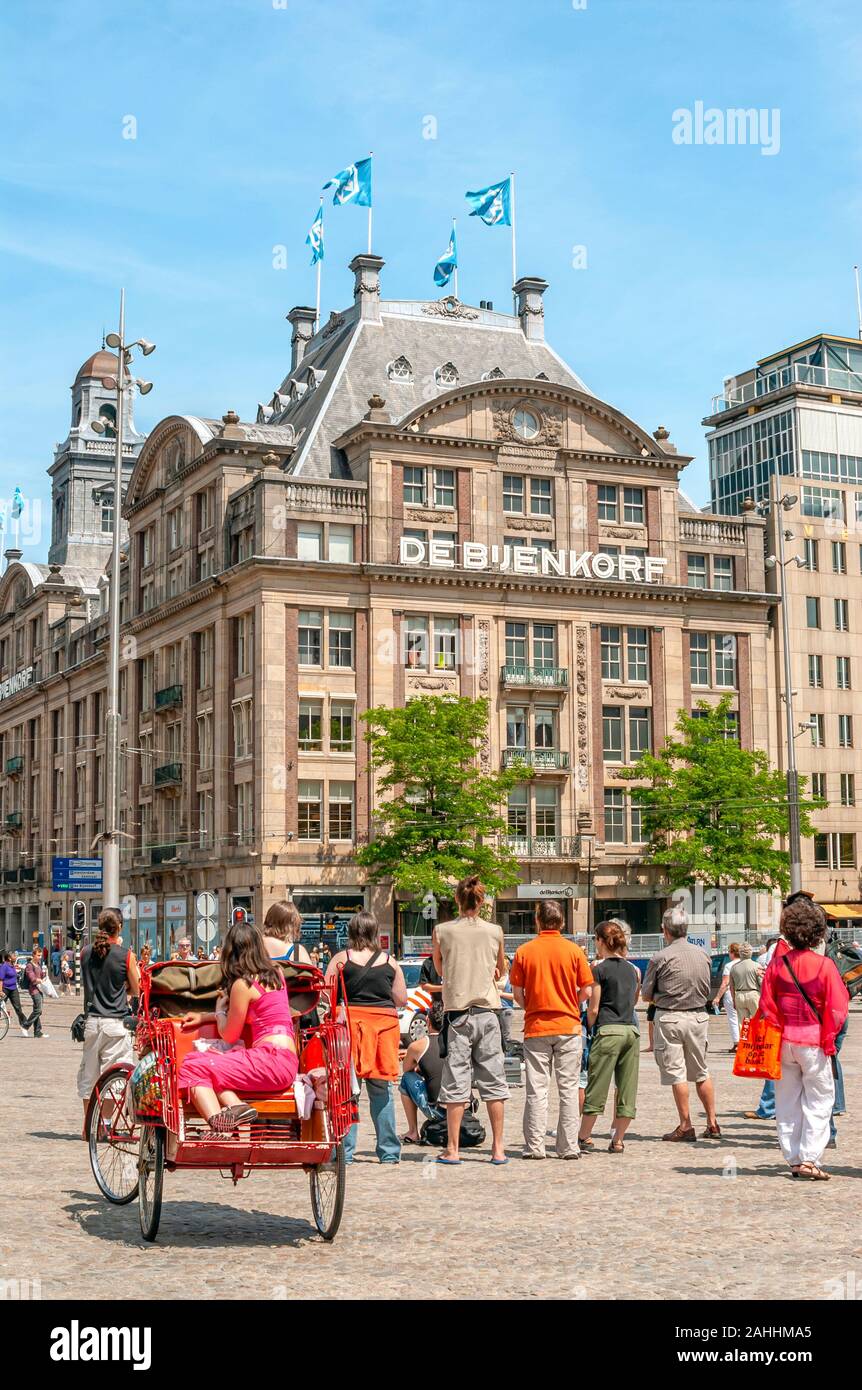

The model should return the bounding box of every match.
[286,305,318,370]
[513,276,548,342]
[349,253,385,323]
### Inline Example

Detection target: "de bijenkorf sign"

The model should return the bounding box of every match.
[52,857,103,893]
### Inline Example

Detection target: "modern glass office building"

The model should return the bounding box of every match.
[704,334,862,515]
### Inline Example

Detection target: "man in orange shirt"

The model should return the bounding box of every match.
[509,898,593,1159]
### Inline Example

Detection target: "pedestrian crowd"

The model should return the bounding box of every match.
[0,882,852,1179]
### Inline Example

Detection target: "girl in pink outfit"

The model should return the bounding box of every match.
[759,896,849,1180]
[179,919,298,1133]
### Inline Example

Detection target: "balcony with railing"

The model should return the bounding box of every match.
[710,359,862,415]
[501,665,568,690]
[5,811,23,830]
[155,684,183,711]
[154,762,183,789]
[679,516,747,547]
[5,755,23,777]
[502,747,570,772]
[503,835,582,860]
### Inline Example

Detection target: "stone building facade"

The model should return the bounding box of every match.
[0,258,779,952]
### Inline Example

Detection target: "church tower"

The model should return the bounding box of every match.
[48,348,147,567]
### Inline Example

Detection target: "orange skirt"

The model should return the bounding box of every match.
[348,1005,400,1082]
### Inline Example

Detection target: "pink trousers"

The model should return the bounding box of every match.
[179,1043,298,1097]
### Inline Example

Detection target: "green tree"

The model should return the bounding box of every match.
[355,695,530,901]
[619,695,818,894]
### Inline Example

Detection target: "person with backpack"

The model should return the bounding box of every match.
[77,909,140,1138]
[324,911,408,1164]
[759,897,849,1180]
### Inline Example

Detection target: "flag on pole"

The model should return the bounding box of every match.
[433,222,458,287]
[323,156,373,207]
[465,176,512,226]
[12,487,23,518]
[306,205,325,265]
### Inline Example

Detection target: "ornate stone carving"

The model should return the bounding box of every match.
[501,517,553,533]
[409,676,457,691]
[605,686,643,701]
[322,312,346,338]
[575,625,589,792]
[492,400,562,449]
[422,296,479,321]
[478,619,490,694]
[602,526,644,541]
[404,508,453,525]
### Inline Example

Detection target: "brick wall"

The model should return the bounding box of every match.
[737,632,752,747]
[651,627,667,750]
[457,467,472,547]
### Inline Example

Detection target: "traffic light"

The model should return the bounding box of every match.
[231,906,248,927]
[70,900,87,939]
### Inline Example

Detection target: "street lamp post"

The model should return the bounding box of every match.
[92,290,155,909]
[755,477,805,895]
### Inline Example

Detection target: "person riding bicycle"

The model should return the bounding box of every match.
[0,950,28,1030]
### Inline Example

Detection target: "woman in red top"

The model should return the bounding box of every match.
[759,896,849,1180]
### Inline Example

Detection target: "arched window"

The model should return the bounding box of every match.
[387,356,413,383]
[435,362,459,387]
[101,403,117,438]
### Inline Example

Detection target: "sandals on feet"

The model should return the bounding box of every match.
[208,1103,258,1133]
[794,1162,830,1181]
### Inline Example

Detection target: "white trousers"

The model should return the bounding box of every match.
[774,1042,834,1167]
[723,991,739,1046]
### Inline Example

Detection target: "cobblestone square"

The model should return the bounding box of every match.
[2,997,860,1302]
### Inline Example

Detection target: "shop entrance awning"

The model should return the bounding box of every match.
[819,902,862,920]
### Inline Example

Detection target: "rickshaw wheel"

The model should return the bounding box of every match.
[138,1124,165,1242]
[309,1142,345,1241]
[88,1064,138,1205]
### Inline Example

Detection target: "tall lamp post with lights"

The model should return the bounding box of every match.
[91,290,155,910]
[749,477,807,895]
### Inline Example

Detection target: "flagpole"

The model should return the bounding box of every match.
[367,150,373,253]
[315,197,323,332]
[452,218,458,300]
[510,170,517,312]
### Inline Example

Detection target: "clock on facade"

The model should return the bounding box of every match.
[513,408,540,441]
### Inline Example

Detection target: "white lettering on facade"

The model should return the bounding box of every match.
[0,667,34,703]
[398,537,668,584]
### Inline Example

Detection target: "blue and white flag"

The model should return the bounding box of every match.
[12,487,24,518]
[323,156,373,208]
[433,222,458,287]
[465,176,511,226]
[306,205,324,265]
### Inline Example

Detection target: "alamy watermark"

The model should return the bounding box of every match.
[672,101,780,157]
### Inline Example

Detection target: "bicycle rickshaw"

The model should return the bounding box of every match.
[85,958,353,1242]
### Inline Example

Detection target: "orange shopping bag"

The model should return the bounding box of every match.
[732,1010,782,1080]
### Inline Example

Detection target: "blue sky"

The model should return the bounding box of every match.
[2,0,861,550]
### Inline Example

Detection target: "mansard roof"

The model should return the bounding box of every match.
[263,298,591,480]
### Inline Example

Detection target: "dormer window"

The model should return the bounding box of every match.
[387,356,413,383]
[435,362,459,387]
[482,367,505,381]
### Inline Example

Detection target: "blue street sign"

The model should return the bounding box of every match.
[52,857,103,893]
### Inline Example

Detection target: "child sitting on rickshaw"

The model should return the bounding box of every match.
[179,918,298,1133]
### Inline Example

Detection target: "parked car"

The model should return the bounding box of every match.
[396,958,434,1042]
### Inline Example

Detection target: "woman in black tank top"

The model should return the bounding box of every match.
[324,912,408,1164]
